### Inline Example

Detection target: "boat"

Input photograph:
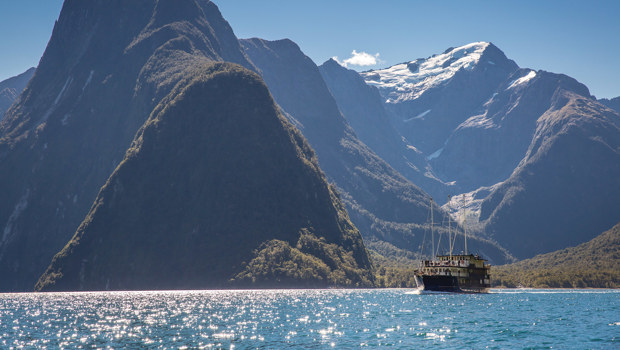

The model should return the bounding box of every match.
[414,196,491,293]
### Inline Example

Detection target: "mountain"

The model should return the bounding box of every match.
[324,42,620,262]
[1,0,248,291]
[240,38,511,264]
[0,67,35,120]
[36,63,373,291]
[0,0,373,292]
[319,58,447,199]
[598,96,620,115]
[479,88,620,259]
[431,69,594,193]
[492,221,620,288]
[360,42,519,159]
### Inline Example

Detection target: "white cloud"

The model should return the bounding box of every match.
[333,50,382,68]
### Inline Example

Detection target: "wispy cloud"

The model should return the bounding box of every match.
[333,50,382,68]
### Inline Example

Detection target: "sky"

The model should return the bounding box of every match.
[1,0,619,98]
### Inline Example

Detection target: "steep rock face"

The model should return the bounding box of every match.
[479,91,620,259]
[240,38,510,264]
[319,59,447,199]
[0,0,252,292]
[36,63,373,291]
[0,67,35,120]
[361,42,519,156]
[431,70,593,193]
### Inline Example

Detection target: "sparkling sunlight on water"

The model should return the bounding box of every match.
[1,289,618,349]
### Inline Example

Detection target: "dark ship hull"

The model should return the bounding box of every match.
[421,275,461,293]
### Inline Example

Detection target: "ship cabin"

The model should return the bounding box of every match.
[418,254,490,279]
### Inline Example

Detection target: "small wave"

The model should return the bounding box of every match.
[404,289,423,295]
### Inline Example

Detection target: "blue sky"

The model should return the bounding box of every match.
[1,0,619,98]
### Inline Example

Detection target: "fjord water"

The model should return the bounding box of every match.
[1,289,617,349]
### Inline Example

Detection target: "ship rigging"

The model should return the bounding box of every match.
[414,195,491,293]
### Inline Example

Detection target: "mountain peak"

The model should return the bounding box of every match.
[323,57,341,67]
[361,42,515,102]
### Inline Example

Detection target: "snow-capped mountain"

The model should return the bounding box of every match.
[360,42,519,157]
[362,42,494,103]
[327,42,620,261]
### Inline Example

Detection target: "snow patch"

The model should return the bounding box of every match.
[405,109,431,122]
[82,70,94,91]
[361,42,489,102]
[461,114,495,129]
[426,147,444,160]
[39,76,73,125]
[506,70,536,90]
[54,76,72,105]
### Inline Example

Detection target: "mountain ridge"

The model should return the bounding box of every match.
[0,67,35,121]
[36,62,373,291]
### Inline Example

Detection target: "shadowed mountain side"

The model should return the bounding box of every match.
[493,221,620,288]
[36,63,374,292]
[0,0,255,292]
[480,91,620,259]
[240,38,511,264]
[0,67,35,120]
[319,59,448,199]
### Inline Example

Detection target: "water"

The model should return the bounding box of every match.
[1,289,617,349]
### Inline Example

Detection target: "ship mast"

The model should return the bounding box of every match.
[448,195,453,258]
[461,194,468,255]
[430,197,434,258]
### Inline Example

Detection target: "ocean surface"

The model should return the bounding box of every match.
[1,289,617,349]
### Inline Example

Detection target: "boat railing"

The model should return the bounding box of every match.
[422,260,469,268]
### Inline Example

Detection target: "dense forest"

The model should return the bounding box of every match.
[492,222,620,288]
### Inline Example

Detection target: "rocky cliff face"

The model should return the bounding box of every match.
[2,0,162,291]
[36,63,373,291]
